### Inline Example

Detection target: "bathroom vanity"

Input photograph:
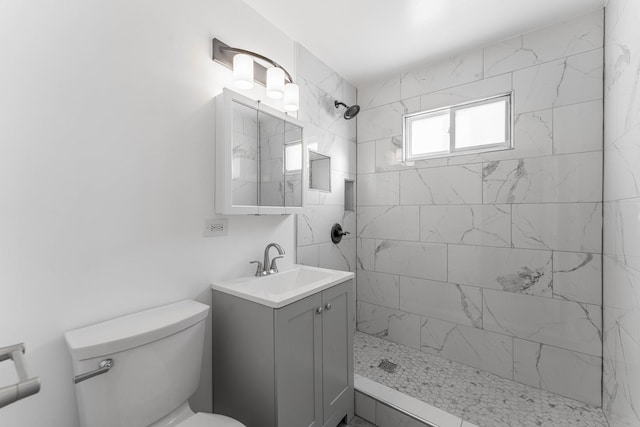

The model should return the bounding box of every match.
[211,265,354,427]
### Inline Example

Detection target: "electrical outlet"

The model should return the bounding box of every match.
[203,218,228,237]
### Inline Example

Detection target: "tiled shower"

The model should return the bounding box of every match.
[355,10,604,407]
[295,3,640,426]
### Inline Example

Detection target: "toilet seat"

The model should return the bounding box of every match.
[177,412,245,427]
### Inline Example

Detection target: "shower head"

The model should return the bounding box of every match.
[334,100,360,120]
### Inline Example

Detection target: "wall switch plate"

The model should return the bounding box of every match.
[203,218,228,237]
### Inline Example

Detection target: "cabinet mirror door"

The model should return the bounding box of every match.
[284,121,303,208]
[258,110,286,207]
[231,100,258,207]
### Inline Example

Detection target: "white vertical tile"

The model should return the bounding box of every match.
[357,141,376,174]
[357,238,376,271]
[355,391,377,424]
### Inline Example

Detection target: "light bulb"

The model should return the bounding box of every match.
[283,83,299,112]
[266,67,285,99]
[233,54,254,90]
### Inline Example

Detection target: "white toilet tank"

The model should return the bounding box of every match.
[65,300,210,427]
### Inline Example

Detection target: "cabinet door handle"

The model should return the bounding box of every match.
[315,307,323,315]
[325,303,332,311]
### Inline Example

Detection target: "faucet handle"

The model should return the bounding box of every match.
[249,261,264,277]
[269,256,283,273]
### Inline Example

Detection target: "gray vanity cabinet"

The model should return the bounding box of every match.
[212,279,354,427]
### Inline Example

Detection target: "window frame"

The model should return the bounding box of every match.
[403,92,513,161]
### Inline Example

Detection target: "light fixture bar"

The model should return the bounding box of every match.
[212,38,293,87]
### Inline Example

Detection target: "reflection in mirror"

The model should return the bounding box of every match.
[258,110,285,207]
[232,101,258,206]
[309,150,331,192]
[284,122,303,207]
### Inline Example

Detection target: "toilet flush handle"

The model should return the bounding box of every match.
[73,359,113,384]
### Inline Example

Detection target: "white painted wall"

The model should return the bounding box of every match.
[0,1,298,425]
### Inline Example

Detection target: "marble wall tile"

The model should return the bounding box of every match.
[420,74,512,112]
[603,254,640,311]
[358,172,400,206]
[357,141,376,174]
[483,10,604,77]
[400,164,483,205]
[297,44,343,99]
[604,1,640,144]
[553,251,602,305]
[358,206,420,241]
[374,240,447,282]
[420,317,514,379]
[400,277,482,327]
[357,238,375,271]
[358,74,401,110]
[318,239,356,272]
[482,152,602,204]
[419,204,511,247]
[355,391,377,425]
[604,127,640,201]
[513,48,603,114]
[448,245,552,296]
[483,290,602,356]
[297,204,346,246]
[603,306,640,427]
[401,50,483,99]
[512,203,602,253]
[357,270,400,309]
[357,302,421,349]
[513,339,602,406]
[296,244,319,268]
[357,98,420,143]
[511,109,554,157]
[553,100,603,155]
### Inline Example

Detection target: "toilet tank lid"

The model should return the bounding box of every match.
[65,300,209,361]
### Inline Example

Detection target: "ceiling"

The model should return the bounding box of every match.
[241,0,605,87]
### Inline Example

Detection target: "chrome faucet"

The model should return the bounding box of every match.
[250,243,285,276]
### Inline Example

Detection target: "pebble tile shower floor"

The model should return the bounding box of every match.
[354,332,609,427]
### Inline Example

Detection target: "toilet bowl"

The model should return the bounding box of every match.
[64,300,245,427]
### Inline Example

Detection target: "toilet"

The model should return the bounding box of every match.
[64,300,245,427]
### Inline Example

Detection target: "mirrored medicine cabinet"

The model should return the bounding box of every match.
[215,88,304,215]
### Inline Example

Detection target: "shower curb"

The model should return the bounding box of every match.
[354,374,477,427]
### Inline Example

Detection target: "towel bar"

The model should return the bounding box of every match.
[0,343,41,409]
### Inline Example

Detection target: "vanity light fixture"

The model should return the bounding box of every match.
[212,38,299,111]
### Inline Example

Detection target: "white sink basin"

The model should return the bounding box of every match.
[211,265,354,308]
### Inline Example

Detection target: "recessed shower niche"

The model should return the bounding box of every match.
[215,88,305,214]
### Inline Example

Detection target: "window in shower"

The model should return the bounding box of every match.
[403,93,512,161]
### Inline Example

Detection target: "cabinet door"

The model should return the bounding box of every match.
[321,281,354,425]
[275,293,323,427]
